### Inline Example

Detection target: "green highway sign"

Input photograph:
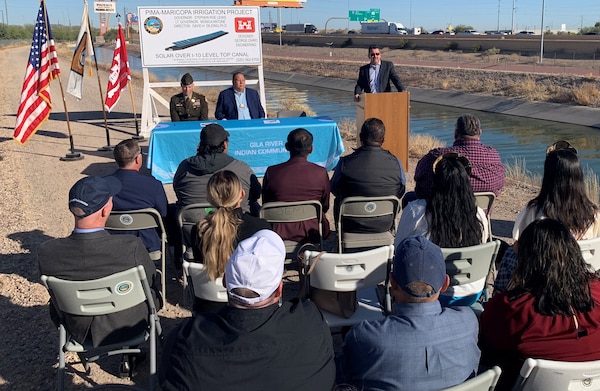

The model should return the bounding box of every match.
[349,9,380,22]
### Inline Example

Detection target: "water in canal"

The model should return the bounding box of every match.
[95,47,600,176]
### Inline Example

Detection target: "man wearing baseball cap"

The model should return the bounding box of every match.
[169,72,208,121]
[173,123,261,214]
[38,176,162,378]
[170,123,262,268]
[337,236,480,390]
[160,230,335,390]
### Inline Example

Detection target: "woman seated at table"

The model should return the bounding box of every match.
[480,218,600,391]
[394,152,489,247]
[192,170,271,312]
[494,142,600,293]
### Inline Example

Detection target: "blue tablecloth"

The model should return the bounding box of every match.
[147,116,345,183]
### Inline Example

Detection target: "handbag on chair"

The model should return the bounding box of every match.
[298,248,358,319]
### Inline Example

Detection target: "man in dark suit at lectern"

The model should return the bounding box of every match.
[354,45,405,102]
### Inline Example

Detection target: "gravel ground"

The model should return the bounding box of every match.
[0,44,537,390]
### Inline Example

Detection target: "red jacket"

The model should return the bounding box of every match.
[480,280,600,390]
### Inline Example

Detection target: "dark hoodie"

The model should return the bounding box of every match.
[173,152,261,213]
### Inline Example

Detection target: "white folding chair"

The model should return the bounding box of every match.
[182,260,228,313]
[440,240,501,308]
[106,208,167,301]
[176,203,213,262]
[513,358,600,391]
[337,196,401,253]
[442,366,502,391]
[474,192,496,241]
[41,266,161,391]
[259,200,323,262]
[578,237,600,271]
[303,245,394,328]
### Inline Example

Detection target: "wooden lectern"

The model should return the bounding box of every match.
[356,92,410,171]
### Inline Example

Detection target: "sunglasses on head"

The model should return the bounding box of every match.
[546,140,577,155]
[433,152,472,175]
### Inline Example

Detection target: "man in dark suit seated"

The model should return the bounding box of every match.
[354,44,405,102]
[106,138,168,255]
[38,176,162,377]
[215,72,265,120]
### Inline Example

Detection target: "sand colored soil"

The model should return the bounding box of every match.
[0,43,540,389]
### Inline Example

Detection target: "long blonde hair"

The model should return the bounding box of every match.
[197,171,243,279]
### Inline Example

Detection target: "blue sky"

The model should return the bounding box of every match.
[8,0,600,33]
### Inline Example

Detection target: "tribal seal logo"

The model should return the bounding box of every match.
[144,16,163,35]
[119,214,134,226]
[364,202,377,213]
[115,281,134,295]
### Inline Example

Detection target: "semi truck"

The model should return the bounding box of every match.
[361,22,407,35]
[284,23,319,34]
[260,22,277,32]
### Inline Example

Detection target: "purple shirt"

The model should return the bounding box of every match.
[414,138,505,199]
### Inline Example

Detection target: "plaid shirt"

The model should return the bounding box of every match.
[414,138,505,199]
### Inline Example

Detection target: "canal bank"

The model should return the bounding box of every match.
[244,67,600,129]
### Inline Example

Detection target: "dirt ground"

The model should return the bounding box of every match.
[0,43,541,390]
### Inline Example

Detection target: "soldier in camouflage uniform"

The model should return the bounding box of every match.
[170,73,208,121]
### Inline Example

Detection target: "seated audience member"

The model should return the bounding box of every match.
[411,114,504,202]
[494,142,600,293]
[169,73,208,122]
[337,235,480,391]
[330,117,405,233]
[170,123,261,268]
[396,153,488,306]
[395,153,488,247]
[106,138,168,254]
[191,170,271,312]
[215,72,265,120]
[38,176,161,377]
[173,123,261,214]
[262,128,331,243]
[159,230,335,391]
[480,219,600,391]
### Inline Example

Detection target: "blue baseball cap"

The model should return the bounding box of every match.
[393,236,446,297]
[68,176,121,217]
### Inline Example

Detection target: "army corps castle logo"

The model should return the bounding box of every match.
[144,16,163,35]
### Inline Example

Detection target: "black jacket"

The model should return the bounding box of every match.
[354,60,405,95]
[38,230,161,347]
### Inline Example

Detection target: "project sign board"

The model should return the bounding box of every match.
[138,6,262,67]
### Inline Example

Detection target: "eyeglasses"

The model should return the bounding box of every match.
[370,52,381,57]
[432,152,472,175]
[546,140,577,155]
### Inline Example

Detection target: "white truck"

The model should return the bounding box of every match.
[284,23,319,34]
[360,22,407,35]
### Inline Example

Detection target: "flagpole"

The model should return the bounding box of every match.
[121,18,142,140]
[88,13,113,151]
[57,79,84,161]
[42,0,83,161]
[128,80,143,140]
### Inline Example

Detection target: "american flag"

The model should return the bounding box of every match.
[14,1,60,145]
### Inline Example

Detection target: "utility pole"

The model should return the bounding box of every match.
[511,0,516,34]
[540,0,545,64]
[497,0,501,32]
